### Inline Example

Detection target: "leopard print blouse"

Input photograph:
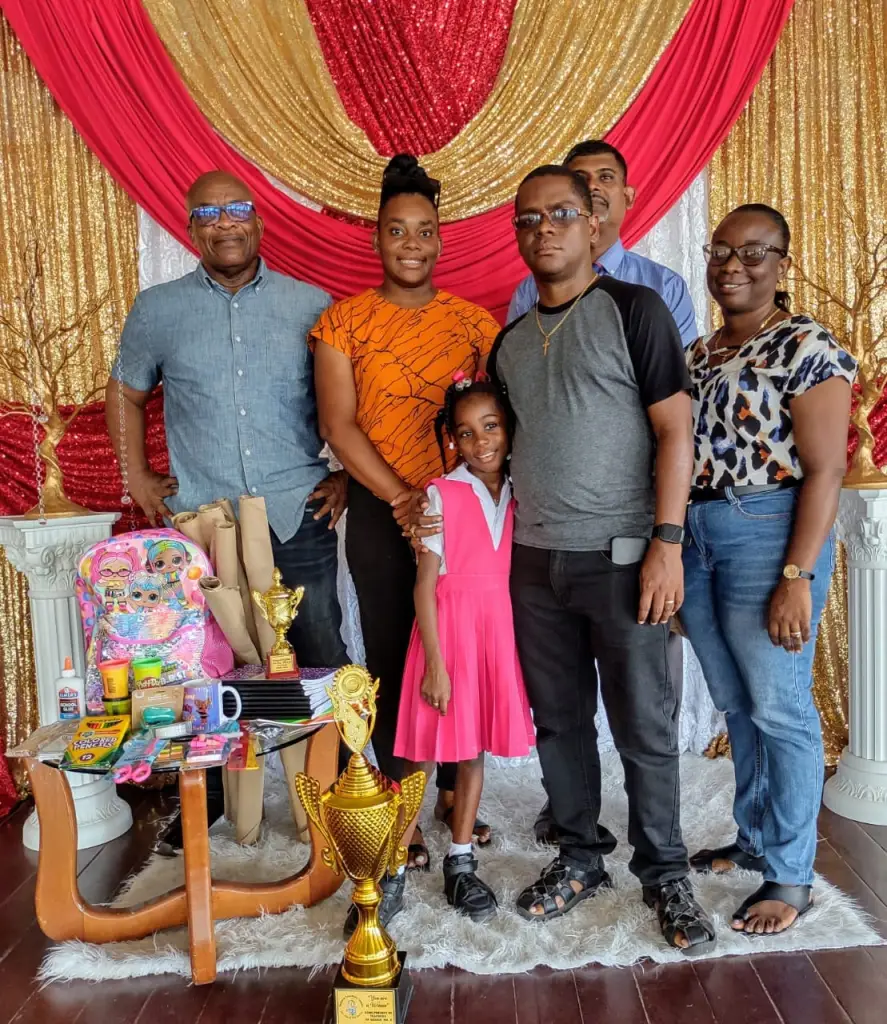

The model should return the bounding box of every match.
[687,315,857,489]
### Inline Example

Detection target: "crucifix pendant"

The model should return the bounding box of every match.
[542,336,550,356]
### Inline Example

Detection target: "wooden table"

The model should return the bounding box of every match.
[25,722,342,985]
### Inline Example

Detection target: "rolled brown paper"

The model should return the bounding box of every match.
[197,503,228,553]
[239,495,277,657]
[171,511,207,553]
[214,521,260,647]
[224,764,264,846]
[198,576,261,665]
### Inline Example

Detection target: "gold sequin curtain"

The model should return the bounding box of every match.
[0,15,139,792]
[143,0,691,221]
[710,0,887,764]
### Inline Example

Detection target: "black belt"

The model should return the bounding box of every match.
[689,479,799,504]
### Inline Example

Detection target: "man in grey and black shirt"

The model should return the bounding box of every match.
[488,166,715,953]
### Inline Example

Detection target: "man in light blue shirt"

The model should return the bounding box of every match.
[507,141,698,347]
[107,170,348,671]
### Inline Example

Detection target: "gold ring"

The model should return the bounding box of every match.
[410,524,416,537]
[790,632,802,638]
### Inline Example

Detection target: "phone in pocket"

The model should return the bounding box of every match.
[609,537,650,565]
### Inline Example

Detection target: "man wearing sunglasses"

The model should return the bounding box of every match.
[485,166,715,954]
[107,171,349,850]
[511,143,697,847]
[507,141,698,348]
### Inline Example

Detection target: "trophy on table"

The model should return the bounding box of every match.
[252,567,303,678]
[295,666,427,1024]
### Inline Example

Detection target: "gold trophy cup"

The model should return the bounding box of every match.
[252,567,303,678]
[295,666,426,1024]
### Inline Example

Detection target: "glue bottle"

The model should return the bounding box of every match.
[56,657,86,720]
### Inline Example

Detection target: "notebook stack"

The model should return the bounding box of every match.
[223,667,336,723]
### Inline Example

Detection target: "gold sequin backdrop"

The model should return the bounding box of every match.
[0,16,138,791]
[710,0,887,764]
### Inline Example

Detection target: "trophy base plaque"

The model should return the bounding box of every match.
[333,953,413,1024]
[265,651,300,679]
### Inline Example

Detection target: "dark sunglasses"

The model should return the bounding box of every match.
[189,201,255,227]
[512,207,591,231]
[703,242,787,267]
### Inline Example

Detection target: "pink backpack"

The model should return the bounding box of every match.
[76,528,234,711]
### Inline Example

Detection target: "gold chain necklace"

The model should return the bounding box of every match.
[535,274,598,356]
[710,306,783,357]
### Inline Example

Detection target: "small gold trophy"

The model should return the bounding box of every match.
[295,666,426,1024]
[252,567,304,678]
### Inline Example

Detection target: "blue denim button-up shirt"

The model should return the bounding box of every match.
[506,238,698,347]
[113,260,331,542]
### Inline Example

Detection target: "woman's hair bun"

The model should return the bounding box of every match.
[383,153,422,179]
[379,153,441,213]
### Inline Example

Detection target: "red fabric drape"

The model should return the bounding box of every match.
[0,739,16,819]
[304,0,517,154]
[1,0,793,321]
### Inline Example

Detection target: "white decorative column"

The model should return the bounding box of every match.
[0,513,133,849]
[824,489,887,824]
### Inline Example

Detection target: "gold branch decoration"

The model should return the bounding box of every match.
[0,239,112,519]
[792,201,887,489]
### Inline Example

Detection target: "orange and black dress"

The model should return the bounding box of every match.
[310,289,498,777]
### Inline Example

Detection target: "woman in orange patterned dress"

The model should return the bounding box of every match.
[312,156,499,913]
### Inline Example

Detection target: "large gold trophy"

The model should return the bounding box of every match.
[295,666,427,1024]
[252,567,304,677]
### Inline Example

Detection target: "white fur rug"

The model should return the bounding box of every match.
[40,753,883,982]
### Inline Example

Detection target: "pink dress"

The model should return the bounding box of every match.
[394,478,535,762]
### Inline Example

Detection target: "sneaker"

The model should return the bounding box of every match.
[443,852,498,923]
[343,870,406,939]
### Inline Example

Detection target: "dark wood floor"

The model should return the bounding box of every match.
[1,785,887,1024]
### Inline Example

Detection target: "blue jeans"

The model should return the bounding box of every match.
[270,502,348,669]
[681,488,834,886]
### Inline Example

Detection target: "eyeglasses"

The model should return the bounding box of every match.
[512,208,591,231]
[703,242,787,266]
[189,201,255,226]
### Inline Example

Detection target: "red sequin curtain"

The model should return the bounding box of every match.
[303,0,517,154]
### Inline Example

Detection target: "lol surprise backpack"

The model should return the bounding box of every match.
[76,528,234,710]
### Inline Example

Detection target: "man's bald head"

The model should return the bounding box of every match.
[186,171,254,212]
[186,171,263,288]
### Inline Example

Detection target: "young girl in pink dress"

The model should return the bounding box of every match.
[394,372,535,923]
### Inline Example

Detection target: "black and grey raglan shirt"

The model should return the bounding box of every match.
[488,277,690,552]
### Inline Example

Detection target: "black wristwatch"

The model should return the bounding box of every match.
[652,523,685,545]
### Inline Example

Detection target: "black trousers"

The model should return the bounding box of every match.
[511,544,688,887]
[344,480,455,793]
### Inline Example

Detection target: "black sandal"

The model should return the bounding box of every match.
[407,838,431,873]
[443,852,498,923]
[436,805,493,847]
[690,842,767,875]
[732,881,814,937]
[516,857,611,921]
[643,877,717,957]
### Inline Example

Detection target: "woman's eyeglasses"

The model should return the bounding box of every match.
[512,208,591,231]
[703,243,787,267]
[189,201,255,227]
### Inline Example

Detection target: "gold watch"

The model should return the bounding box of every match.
[783,564,815,581]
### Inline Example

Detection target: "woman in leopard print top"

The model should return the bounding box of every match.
[679,204,856,939]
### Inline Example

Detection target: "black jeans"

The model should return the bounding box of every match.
[510,544,688,887]
[345,480,417,782]
[346,481,456,790]
[270,501,349,669]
